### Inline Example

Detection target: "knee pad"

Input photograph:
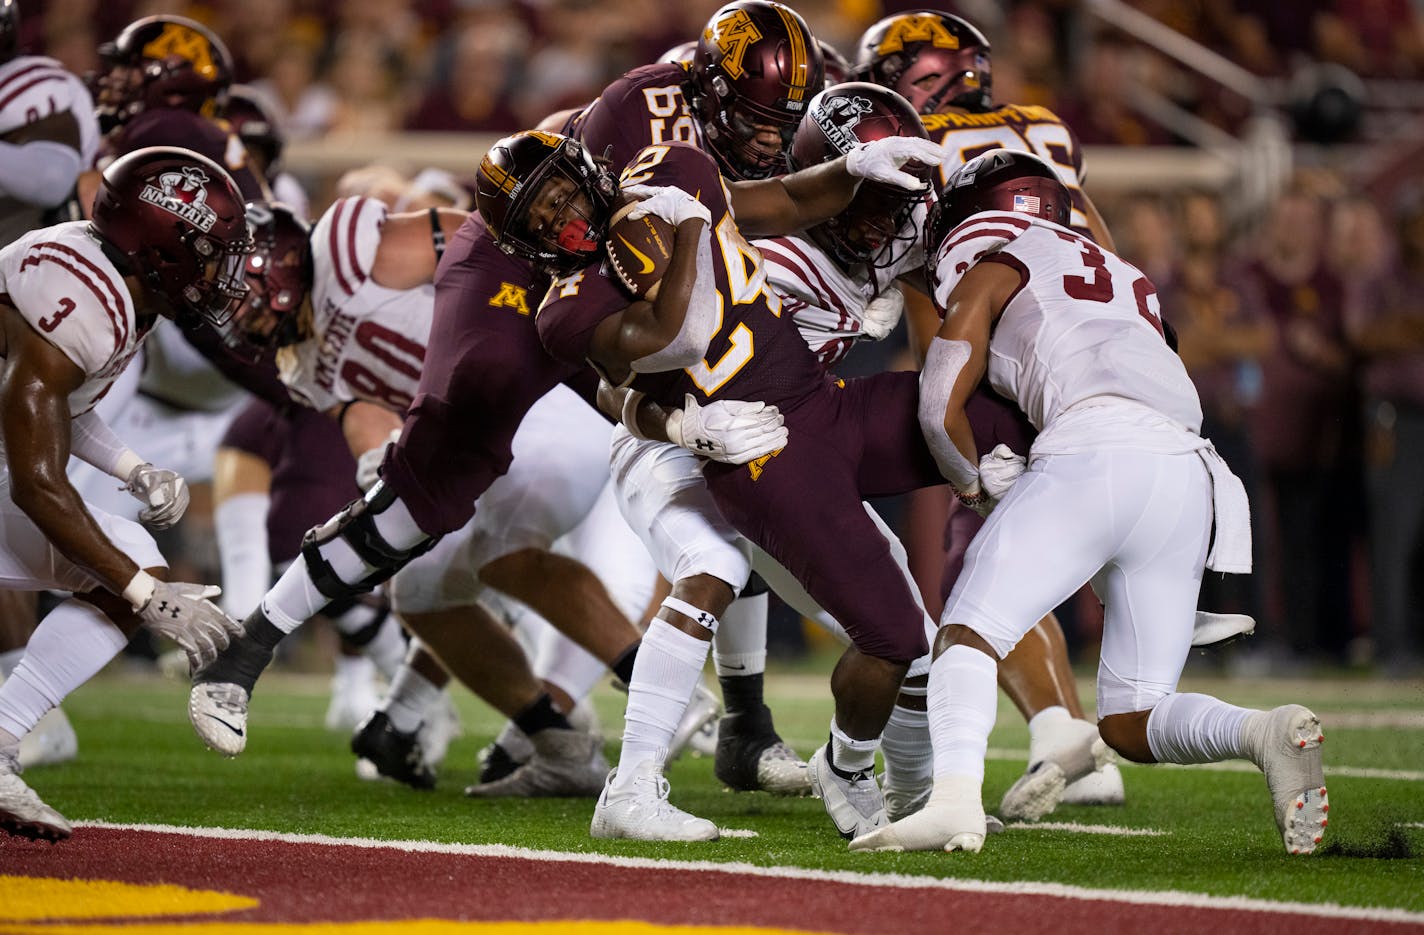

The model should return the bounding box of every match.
[301,484,439,602]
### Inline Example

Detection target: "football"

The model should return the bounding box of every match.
[605,200,676,301]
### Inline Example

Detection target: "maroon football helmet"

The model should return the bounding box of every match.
[94,15,234,132]
[854,11,992,115]
[90,146,253,330]
[223,85,285,179]
[789,83,931,270]
[233,201,311,350]
[819,39,852,88]
[0,0,19,64]
[687,1,824,180]
[926,148,1069,271]
[475,131,619,275]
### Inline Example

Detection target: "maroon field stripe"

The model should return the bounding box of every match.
[1,827,1417,934]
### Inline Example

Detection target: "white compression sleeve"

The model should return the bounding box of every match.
[0,139,82,205]
[918,337,979,491]
[631,228,718,373]
[69,409,142,480]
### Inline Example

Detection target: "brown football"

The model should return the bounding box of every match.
[605,200,676,301]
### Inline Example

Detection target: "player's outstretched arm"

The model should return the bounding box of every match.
[728,137,944,237]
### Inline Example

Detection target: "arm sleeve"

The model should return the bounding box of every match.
[0,139,81,205]
[69,408,142,479]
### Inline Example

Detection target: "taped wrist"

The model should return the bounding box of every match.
[917,337,979,491]
[631,230,717,373]
[619,388,652,441]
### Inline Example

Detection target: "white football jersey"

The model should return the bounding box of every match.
[930,210,1201,441]
[0,56,102,246]
[279,196,429,413]
[754,201,926,368]
[0,222,146,418]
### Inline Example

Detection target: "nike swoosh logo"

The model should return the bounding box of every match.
[616,233,656,274]
[721,663,747,670]
[205,715,244,737]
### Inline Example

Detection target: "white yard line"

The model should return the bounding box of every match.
[76,821,1424,927]
[1007,821,1167,836]
[984,748,1424,782]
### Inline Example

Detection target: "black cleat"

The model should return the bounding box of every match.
[714,703,809,794]
[477,742,524,784]
[351,711,436,790]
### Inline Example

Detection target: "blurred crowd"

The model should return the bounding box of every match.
[23,0,1424,143]
[18,0,1424,677]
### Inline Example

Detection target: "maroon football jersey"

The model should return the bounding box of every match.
[107,108,267,201]
[380,213,582,536]
[567,62,703,174]
[537,144,827,411]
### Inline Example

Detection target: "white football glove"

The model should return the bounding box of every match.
[978,444,1027,501]
[666,394,788,464]
[861,286,905,341]
[123,463,189,529]
[137,581,242,673]
[844,137,944,191]
[622,184,712,227]
[355,429,401,493]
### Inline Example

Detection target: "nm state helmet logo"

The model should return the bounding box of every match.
[814,95,874,153]
[139,165,219,232]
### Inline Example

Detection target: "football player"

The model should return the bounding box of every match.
[221,198,674,793]
[0,148,251,842]
[0,0,100,247]
[222,84,310,218]
[479,125,957,842]
[851,150,1326,857]
[0,0,103,769]
[854,9,1255,818]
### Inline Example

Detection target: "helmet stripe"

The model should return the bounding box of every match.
[480,158,517,195]
[776,5,809,102]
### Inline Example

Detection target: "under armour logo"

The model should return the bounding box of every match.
[695,439,717,451]
[698,613,712,625]
[156,601,180,619]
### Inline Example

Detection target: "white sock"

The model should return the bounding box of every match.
[880,702,931,793]
[333,653,375,684]
[214,492,272,617]
[262,554,335,633]
[0,647,24,679]
[1146,692,1256,764]
[614,617,711,786]
[534,626,607,703]
[381,663,442,734]
[0,599,127,739]
[1026,704,1073,764]
[361,615,408,681]
[713,592,767,677]
[829,718,879,774]
[927,644,999,782]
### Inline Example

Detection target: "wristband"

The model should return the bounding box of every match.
[115,450,145,483]
[664,408,686,447]
[123,569,156,611]
[620,389,651,441]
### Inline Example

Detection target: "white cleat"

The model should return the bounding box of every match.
[1061,762,1125,806]
[1248,704,1328,855]
[808,744,888,840]
[590,761,719,842]
[1191,612,1256,648]
[188,682,250,757]
[464,727,607,798]
[417,691,463,769]
[324,659,382,731]
[850,777,986,853]
[0,756,71,842]
[1002,719,1112,821]
[668,682,722,762]
[755,741,812,796]
[18,707,78,769]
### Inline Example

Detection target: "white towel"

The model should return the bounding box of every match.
[1197,443,1252,574]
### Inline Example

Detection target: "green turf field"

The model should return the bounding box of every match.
[22,661,1424,913]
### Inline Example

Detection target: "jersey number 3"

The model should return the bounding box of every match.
[1055,231,1164,339]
